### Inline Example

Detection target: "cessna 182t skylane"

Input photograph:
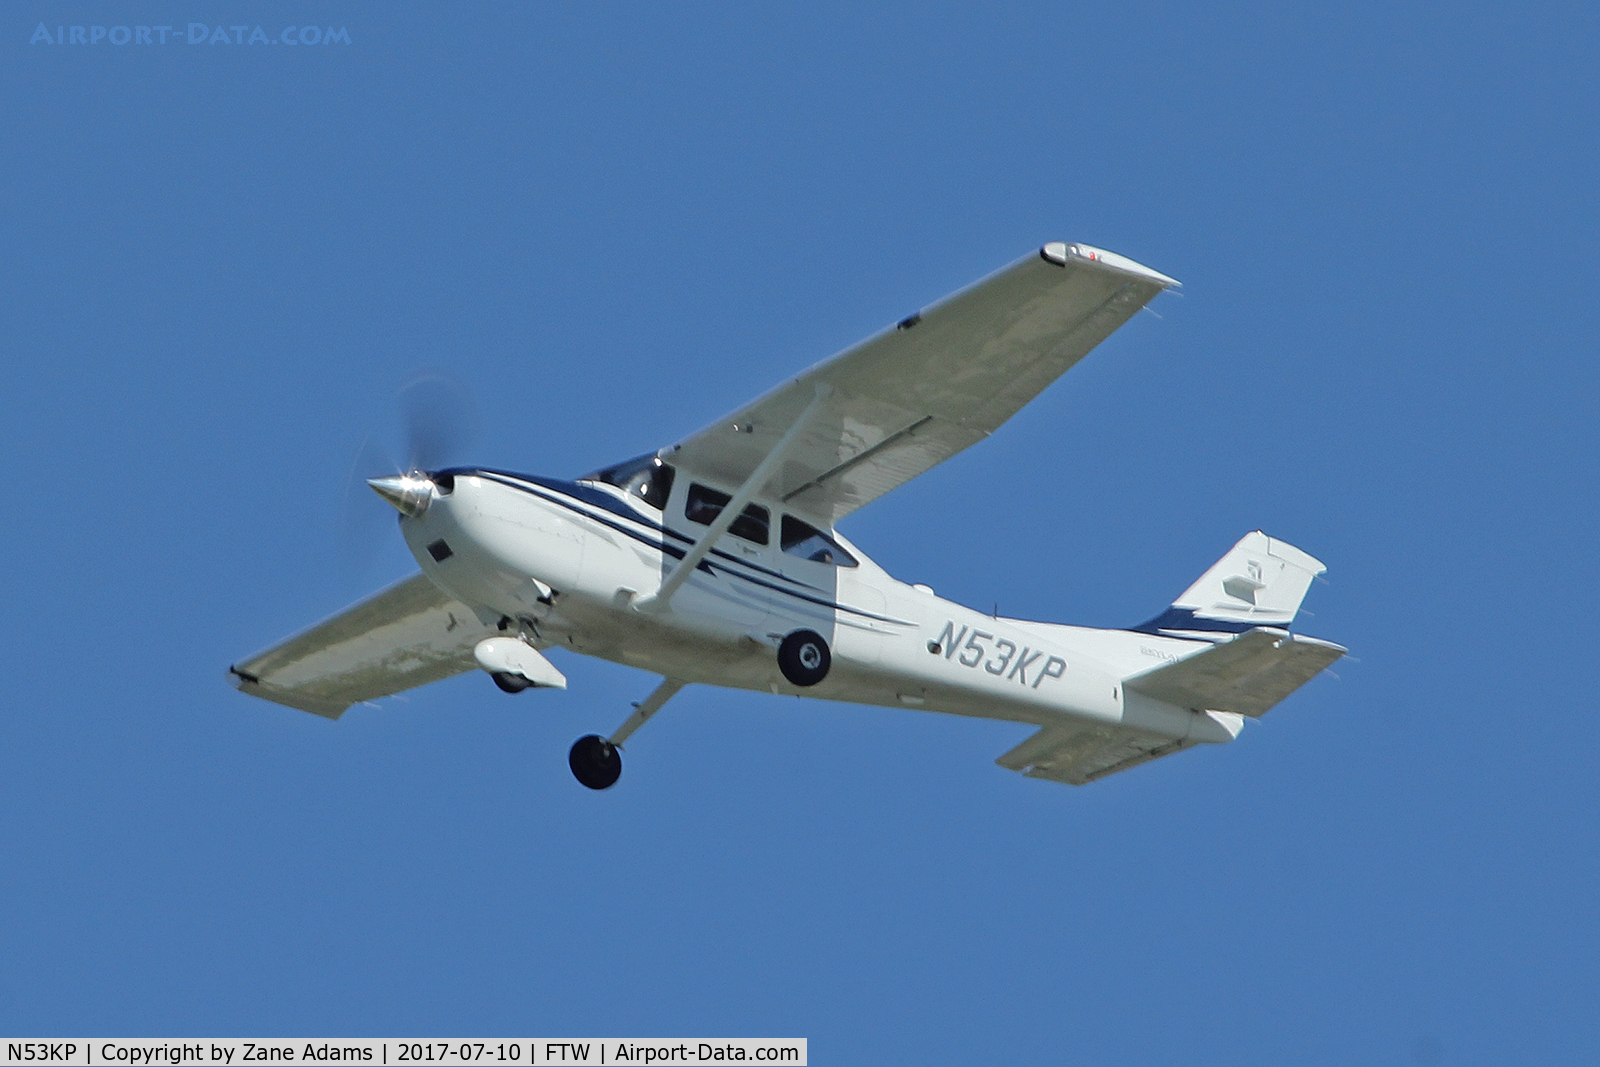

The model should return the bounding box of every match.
[230,242,1344,790]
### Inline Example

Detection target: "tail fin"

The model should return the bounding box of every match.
[1132,531,1326,638]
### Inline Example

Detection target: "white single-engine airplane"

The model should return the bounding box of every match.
[231,242,1344,790]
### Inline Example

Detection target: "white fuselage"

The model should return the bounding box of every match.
[397,469,1238,749]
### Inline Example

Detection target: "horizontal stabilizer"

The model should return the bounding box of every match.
[1125,627,1345,717]
[229,573,500,718]
[996,724,1197,786]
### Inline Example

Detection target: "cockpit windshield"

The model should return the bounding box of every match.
[582,453,676,511]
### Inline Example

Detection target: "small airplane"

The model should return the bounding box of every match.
[230,241,1344,790]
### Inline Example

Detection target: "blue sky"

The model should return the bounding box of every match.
[4,3,1597,1062]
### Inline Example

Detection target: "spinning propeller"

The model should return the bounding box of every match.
[339,372,479,573]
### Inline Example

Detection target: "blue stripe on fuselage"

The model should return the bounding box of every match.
[1127,606,1291,637]
[455,468,816,590]
[446,468,903,625]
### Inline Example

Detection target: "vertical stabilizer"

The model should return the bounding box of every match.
[1132,531,1326,638]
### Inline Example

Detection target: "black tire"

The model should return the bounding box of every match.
[492,671,532,693]
[569,734,622,790]
[778,629,831,687]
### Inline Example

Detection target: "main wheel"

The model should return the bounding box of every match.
[492,671,532,693]
[569,734,622,790]
[778,629,831,687]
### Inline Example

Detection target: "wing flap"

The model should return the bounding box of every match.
[670,243,1176,522]
[1125,628,1346,717]
[229,573,499,719]
[996,724,1195,786]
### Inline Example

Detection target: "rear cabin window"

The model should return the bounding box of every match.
[781,515,858,567]
[684,484,769,545]
[586,453,676,511]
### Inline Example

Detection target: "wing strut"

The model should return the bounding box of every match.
[636,384,832,613]
[609,677,687,746]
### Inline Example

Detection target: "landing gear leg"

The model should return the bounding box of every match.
[568,677,685,790]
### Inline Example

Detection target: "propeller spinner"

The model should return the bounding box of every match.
[341,372,478,576]
[367,472,435,516]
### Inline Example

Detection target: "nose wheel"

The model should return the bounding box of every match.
[492,671,532,693]
[569,734,622,790]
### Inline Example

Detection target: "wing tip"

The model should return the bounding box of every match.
[1041,241,1181,289]
[227,664,348,719]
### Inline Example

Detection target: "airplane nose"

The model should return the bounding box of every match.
[368,473,434,517]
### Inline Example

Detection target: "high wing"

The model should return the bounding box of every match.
[228,573,500,719]
[667,242,1178,523]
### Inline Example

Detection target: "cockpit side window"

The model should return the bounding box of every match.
[685,483,769,545]
[781,515,858,567]
[584,453,676,511]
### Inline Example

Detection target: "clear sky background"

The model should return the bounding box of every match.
[4,3,1597,1063]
